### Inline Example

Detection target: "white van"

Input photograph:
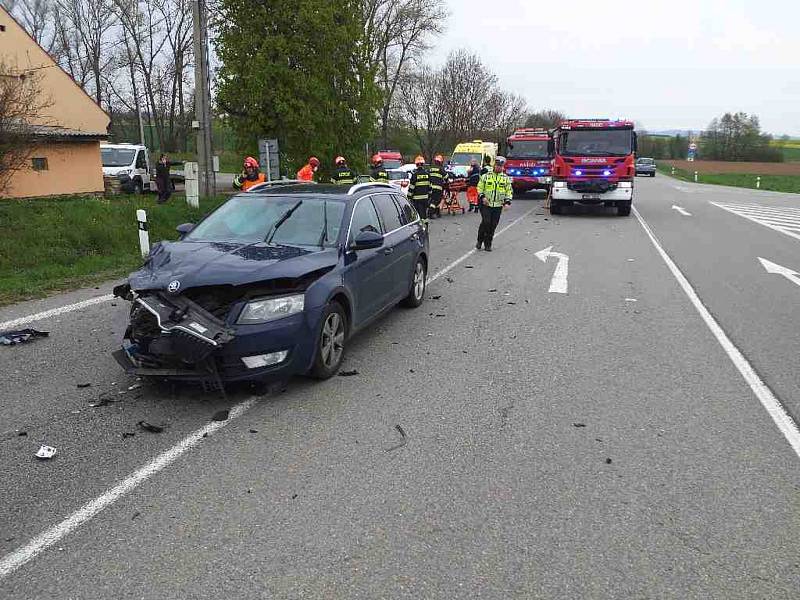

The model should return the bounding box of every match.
[101,143,152,194]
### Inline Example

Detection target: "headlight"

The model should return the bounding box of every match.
[553,181,567,188]
[618,181,633,188]
[238,294,305,324]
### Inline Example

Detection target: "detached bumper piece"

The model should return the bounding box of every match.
[118,293,235,382]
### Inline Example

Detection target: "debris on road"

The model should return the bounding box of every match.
[292,494,298,500]
[338,370,359,377]
[90,393,119,408]
[385,424,408,453]
[624,298,638,303]
[409,368,415,373]
[573,423,586,428]
[77,383,92,389]
[430,295,442,300]
[507,302,517,305]
[18,430,28,437]
[122,432,136,439]
[605,458,613,464]
[0,328,49,346]
[249,429,258,434]
[211,409,230,422]
[434,314,446,317]
[35,445,57,460]
[137,421,164,433]
[132,511,141,520]
[446,277,454,283]
[488,289,498,293]
[465,265,474,269]
[127,383,141,391]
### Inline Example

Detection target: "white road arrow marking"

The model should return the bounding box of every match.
[672,205,692,216]
[535,246,569,294]
[758,258,800,288]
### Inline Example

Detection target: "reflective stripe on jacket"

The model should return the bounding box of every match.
[428,166,445,192]
[477,172,513,207]
[331,167,356,185]
[408,168,431,201]
[370,167,389,182]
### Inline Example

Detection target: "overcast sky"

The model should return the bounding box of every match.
[436,0,800,136]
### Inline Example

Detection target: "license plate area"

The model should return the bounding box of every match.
[582,194,601,200]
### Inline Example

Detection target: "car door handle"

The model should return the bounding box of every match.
[411,233,419,241]
[383,247,394,255]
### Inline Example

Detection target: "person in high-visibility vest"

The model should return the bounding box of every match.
[428,154,446,219]
[331,156,357,184]
[233,156,267,191]
[466,158,481,212]
[408,155,431,222]
[370,155,389,182]
[476,156,513,252]
[297,156,320,182]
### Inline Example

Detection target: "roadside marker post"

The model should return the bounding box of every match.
[136,209,150,257]
[671,166,675,175]
[694,171,698,182]
[757,176,761,189]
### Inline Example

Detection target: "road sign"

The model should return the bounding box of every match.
[258,138,280,181]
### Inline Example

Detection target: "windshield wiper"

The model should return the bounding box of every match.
[265,201,303,244]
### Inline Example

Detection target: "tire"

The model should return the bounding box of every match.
[401,257,426,308]
[617,201,632,216]
[133,179,143,195]
[309,301,348,380]
[550,200,562,215]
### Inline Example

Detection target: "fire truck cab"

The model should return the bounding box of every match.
[550,119,637,216]
[505,128,552,195]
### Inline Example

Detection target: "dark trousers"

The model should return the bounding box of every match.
[430,190,442,215]
[477,205,502,247]
[413,198,429,220]
[156,179,172,203]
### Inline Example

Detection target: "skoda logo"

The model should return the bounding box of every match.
[167,280,181,293]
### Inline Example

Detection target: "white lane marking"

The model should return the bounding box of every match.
[759,258,800,289]
[710,202,800,243]
[0,397,260,580]
[534,246,569,294]
[671,205,692,216]
[427,206,537,284]
[633,207,800,459]
[0,294,115,331]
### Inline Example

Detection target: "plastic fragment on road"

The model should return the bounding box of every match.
[137,421,164,433]
[573,423,586,428]
[35,445,57,459]
[0,328,49,346]
[211,409,230,421]
[385,424,408,453]
[338,370,359,377]
[77,383,91,389]
[624,298,638,302]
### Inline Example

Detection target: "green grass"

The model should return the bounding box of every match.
[169,149,243,173]
[0,194,227,306]
[779,146,800,162]
[657,164,800,194]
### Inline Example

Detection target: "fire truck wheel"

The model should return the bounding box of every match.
[617,201,632,216]
[550,200,562,215]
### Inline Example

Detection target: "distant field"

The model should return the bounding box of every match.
[658,163,800,195]
[663,160,800,175]
[770,140,800,162]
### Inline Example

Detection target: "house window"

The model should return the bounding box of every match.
[0,25,6,32]
[32,157,48,171]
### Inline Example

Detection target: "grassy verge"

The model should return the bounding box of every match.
[657,164,800,195]
[0,194,227,307]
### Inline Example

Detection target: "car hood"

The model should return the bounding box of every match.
[128,240,340,292]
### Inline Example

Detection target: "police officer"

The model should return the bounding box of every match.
[370,155,389,182]
[476,156,513,252]
[428,154,446,218]
[331,156,356,185]
[408,155,431,222]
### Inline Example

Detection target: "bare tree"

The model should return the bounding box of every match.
[363,0,448,148]
[0,62,52,195]
[1,0,57,51]
[524,109,565,130]
[397,67,448,160]
[484,91,528,150]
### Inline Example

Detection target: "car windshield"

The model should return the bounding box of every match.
[388,171,408,181]
[560,129,633,157]
[507,140,550,159]
[451,152,482,166]
[637,158,655,164]
[101,148,136,167]
[382,159,402,169]
[186,195,346,248]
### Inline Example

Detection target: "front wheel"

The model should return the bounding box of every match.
[309,302,347,379]
[550,199,562,215]
[401,258,426,308]
[617,201,632,216]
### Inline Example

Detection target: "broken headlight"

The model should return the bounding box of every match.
[237,294,305,324]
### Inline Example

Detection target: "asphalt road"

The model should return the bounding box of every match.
[1,178,799,599]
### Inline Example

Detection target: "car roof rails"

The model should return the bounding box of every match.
[347,182,396,195]
[246,179,316,192]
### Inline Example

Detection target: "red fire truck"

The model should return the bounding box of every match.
[505,128,553,195]
[550,119,637,216]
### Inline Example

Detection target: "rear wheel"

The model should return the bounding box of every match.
[617,201,632,216]
[401,258,426,308]
[550,199,562,215]
[133,179,143,195]
[309,302,347,379]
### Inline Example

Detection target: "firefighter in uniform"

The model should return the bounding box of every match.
[428,154,446,218]
[330,156,356,185]
[296,156,320,182]
[408,155,431,222]
[476,156,513,251]
[233,156,267,191]
[370,155,389,182]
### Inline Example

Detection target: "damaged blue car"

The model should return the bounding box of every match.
[113,182,429,384]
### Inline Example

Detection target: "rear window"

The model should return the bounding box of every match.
[637,158,655,164]
[382,159,402,169]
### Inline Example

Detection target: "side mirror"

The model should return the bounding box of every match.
[352,230,383,250]
[176,222,194,236]
[633,132,638,153]
[547,139,555,156]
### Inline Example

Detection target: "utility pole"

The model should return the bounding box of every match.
[192,0,215,197]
